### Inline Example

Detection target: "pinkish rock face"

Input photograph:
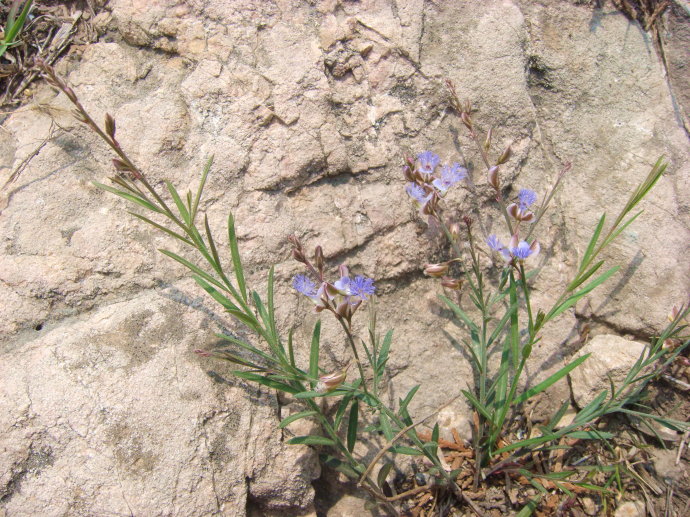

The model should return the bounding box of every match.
[1,0,688,514]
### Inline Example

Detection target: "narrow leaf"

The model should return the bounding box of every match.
[347,400,359,452]
[439,295,480,332]
[278,410,318,429]
[288,435,336,446]
[227,213,248,302]
[232,371,299,394]
[309,321,321,388]
[514,354,590,405]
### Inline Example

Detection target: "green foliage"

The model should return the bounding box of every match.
[0,1,33,59]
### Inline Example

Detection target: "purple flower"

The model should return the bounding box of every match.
[293,274,317,297]
[406,182,432,205]
[349,276,376,300]
[432,163,467,193]
[518,189,537,210]
[510,241,533,260]
[417,151,440,176]
[487,234,503,251]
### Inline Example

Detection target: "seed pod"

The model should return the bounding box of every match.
[441,276,463,290]
[112,158,131,172]
[316,366,349,392]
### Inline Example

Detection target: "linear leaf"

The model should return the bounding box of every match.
[377,329,393,372]
[191,156,212,222]
[377,463,393,489]
[310,321,321,388]
[514,354,590,405]
[399,385,420,413]
[548,267,619,320]
[347,400,359,452]
[227,213,248,302]
[160,250,225,292]
[379,412,394,441]
[389,446,423,456]
[334,392,356,431]
[165,180,190,225]
[232,371,299,394]
[129,211,194,246]
[320,454,361,479]
[278,410,318,429]
[288,435,336,446]
[95,182,161,213]
[439,295,480,332]
[581,214,605,270]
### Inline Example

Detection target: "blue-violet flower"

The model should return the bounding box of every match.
[417,151,440,176]
[432,163,467,193]
[293,274,318,297]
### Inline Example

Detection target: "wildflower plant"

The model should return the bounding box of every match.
[39,60,690,514]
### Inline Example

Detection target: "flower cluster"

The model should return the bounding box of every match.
[403,151,467,215]
[289,235,376,323]
[507,188,538,223]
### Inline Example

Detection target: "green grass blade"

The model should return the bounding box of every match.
[309,321,321,389]
[547,266,619,320]
[165,180,190,225]
[227,213,248,303]
[95,182,162,213]
[279,410,318,429]
[580,214,605,270]
[439,295,480,333]
[129,212,194,246]
[232,371,299,394]
[160,250,224,291]
[514,354,590,405]
[4,0,32,45]
[347,400,359,452]
[376,329,393,373]
[191,156,212,223]
[288,435,336,446]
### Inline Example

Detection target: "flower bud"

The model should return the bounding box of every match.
[461,112,473,130]
[497,145,512,165]
[314,245,324,273]
[449,222,461,241]
[424,263,449,278]
[487,166,500,189]
[484,127,493,152]
[316,366,349,393]
[292,248,307,264]
[668,304,682,322]
[105,113,116,138]
[403,165,416,182]
[441,276,463,290]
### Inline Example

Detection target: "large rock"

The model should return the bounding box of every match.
[569,334,647,408]
[1,0,688,514]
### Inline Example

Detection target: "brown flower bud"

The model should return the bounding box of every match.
[292,248,307,264]
[497,145,512,165]
[105,113,116,138]
[441,276,463,290]
[461,112,473,130]
[403,165,416,182]
[112,158,131,172]
[484,127,493,152]
[424,263,449,278]
[487,166,500,189]
[314,245,324,273]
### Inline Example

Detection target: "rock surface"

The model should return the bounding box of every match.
[569,334,647,408]
[1,0,689,515]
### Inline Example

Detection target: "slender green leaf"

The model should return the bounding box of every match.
[161,250,225,292]
[487,302,517,347]
[227,213,248,302]
[320,454,361,479]
[379,411,394,441]
[266,266,278,342]
[95,182,162,213]
[574,390,609,424]
[129,211,194,246]
[215,332,276,365]
[334,392,356,431]
[347,400,359,452]
[516,496,540,517]
[439,295,480,333]
[232,371,299,394]
[288,435,336,446]
[566,430,614,440]
[278,410,318,428]
[287,329,296,368]
[309,321,321,388]
[581,214,605,269]
[389,446,423,456]
[514,354,590,405]
[377,329,393,372]
[601,211,643,250]
[193,275,240,311]
[165,180,191,225]
[399,385,420,413]
[4,0,32,47]
[462,389,493,421]
[548,267,620,320]
[191,157,212,222]
[377,463,393,489]
[568,260,604,292]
